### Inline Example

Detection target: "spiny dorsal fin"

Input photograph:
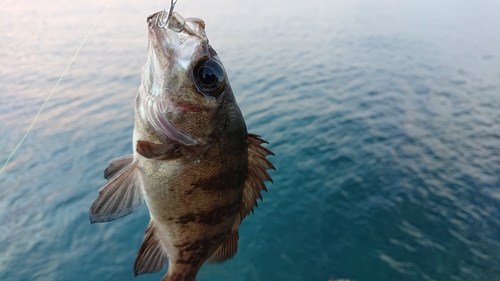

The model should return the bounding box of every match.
[238,134,275,222]
[104,154,134,179]
[89,160,143,223]
[207,226,239,263]
[136,140,181,160]
[207,134,274,264]
[134,221,168,276]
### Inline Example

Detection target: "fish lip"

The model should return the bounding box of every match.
[146,11,209,67]
[147,11,207,40]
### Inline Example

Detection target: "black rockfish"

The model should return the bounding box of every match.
[89,8,274,281]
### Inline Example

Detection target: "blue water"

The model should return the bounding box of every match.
[2,0,500,280]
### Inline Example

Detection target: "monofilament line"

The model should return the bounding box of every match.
[0,1,112,176]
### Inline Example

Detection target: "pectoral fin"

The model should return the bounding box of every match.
[89,160,143,223]
[134,220,168,276]
[238,134,275,221]
[136,140,181,160]
[104,154,134,179]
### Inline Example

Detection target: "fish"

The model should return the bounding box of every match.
[88,8,274,281]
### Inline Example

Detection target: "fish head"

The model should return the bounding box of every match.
[138,11,244,146]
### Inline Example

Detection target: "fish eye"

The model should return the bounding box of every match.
[194,59,225,97]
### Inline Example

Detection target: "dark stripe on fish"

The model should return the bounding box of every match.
[174,201,240,225]
[191,170,245,191]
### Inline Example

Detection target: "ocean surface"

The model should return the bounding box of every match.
[1,0,500,280]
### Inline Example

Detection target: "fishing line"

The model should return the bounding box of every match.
[0,1,113,176]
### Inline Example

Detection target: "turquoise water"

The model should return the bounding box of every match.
[2,0,500,280]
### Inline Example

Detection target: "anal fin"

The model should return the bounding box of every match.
[134,220,168,276]
[89,160,143,223]
[207,227,239,263]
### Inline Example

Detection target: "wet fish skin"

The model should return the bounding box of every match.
[134,12,248,279]
[89,10,274,281]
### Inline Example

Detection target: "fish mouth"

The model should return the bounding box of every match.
[147,11,207,42]
[146,11,209,78]
[139,11,210,146]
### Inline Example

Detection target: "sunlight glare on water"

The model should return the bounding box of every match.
[1,0,500,280]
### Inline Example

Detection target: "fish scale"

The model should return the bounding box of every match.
[89,9,274,281]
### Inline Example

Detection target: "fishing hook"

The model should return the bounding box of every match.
[157,0,177,28]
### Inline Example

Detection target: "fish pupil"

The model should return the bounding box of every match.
[194,59,225,97]
[198,67,218,86]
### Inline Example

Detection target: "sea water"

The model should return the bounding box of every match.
[1,0,500,280]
